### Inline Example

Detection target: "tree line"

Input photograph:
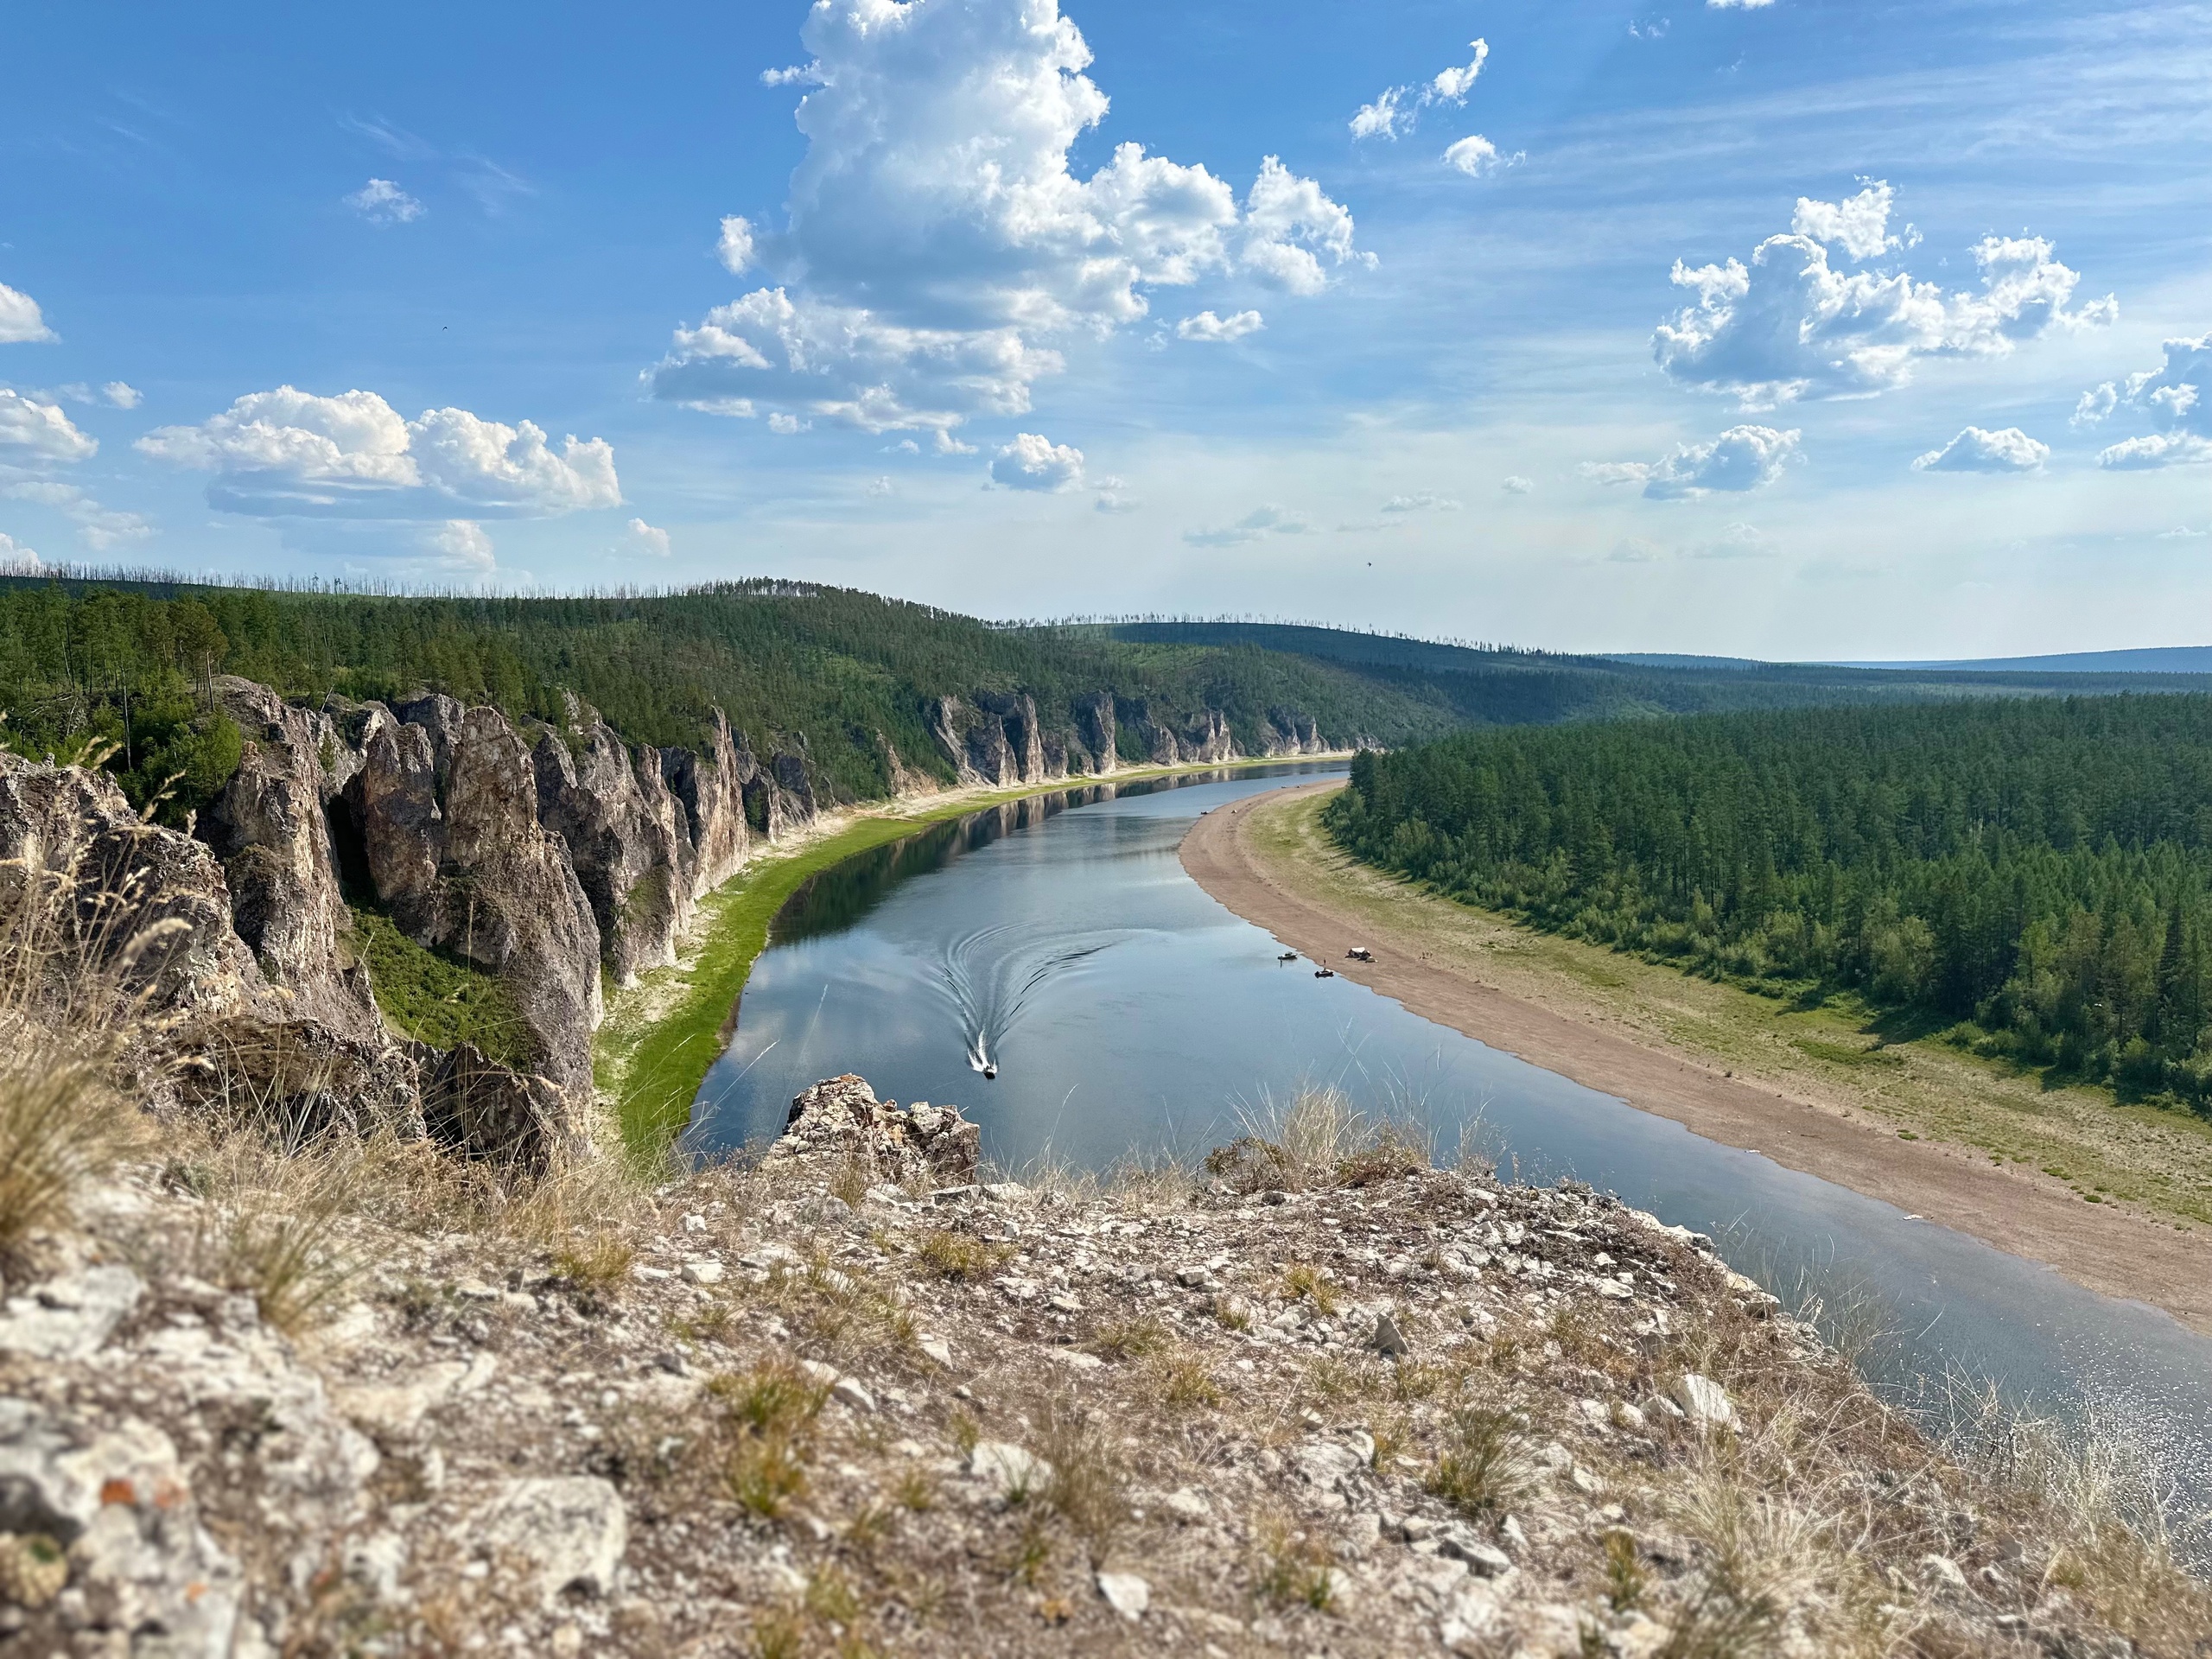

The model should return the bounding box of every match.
[1326,696,2212,1113]
[0,577,1469,822]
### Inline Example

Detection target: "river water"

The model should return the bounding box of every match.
[690,765,2212,1519]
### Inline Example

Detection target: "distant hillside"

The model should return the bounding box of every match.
[1840,645,2212,675]
[1104,620,2212,725]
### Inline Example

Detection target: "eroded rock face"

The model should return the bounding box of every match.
[532,697,692,985]
[430,706,604,1103]
[1182,709,1237,764]
[206,678,382,1041]
[658,710,750,895]
[1262,709,1329,756]
[0,751,263,1020]
[350,709,444,922]
[766,1072,982,1185]
[1076,692,1119,775]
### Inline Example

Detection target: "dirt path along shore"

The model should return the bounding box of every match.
[1179,781,2212,1338]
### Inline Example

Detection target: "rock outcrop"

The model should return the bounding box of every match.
[206,678,381,1042]
[361,702,603,1111]
[658,710,751,895]
[1261,709,1331,757]
[532,696,694,986]
[0,749,264,1020]
[1121,700,1241,766]
[764,1072,982,1185]
[1075,691,1119,776]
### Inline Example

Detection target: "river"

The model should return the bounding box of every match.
[689,764,2212,1519]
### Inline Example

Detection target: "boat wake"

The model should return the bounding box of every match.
[934,924,1123,1077]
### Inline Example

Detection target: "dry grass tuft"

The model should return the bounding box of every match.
[1207,1086,1433,1193]
[1037,1403,1130,1550]
[0,1039,136,1266]
[713,1357,830,1520]
[1279,1261,1341,1317]
[1252,1515,1338,1611]
[1426,1405,1530,1522]
[1087,1312,1172,1361]
[1146,1349,1224,1411]
[915,1229,1006,1282]
[206,1149,365,1336]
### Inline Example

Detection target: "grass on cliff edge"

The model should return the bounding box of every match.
[597,759,1338,1165]
[1243,785,2212,1234]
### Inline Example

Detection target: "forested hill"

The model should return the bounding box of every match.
[1327,696,2212,1112]
[1104,620,2212,725]
[1,578,1487,817]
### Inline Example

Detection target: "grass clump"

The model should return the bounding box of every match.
[1426,1406,1529,1522]
[1147,1350,1224,1411]
[712,1357,829,1520]
[1253,1517,1338,1611]
[1087,1312,1172,1361]
[1038,1405,1130,1549]
[915,1229,1006,1282]
[211,1155,364,1336]
[1279,1262,1341,1317]
[0,1042,133,1267]
[1207,1087,1433,1193]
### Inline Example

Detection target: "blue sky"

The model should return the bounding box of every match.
[3,0,2209,658]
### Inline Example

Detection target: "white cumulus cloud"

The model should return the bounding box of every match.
[619,517,671,556]
[990,431,1085,492]
[2082,334,2212,469]
[1501,474,1535,494]
[1789,182,1915,262]
[346,178,424,225]
[1585,424,1802,499]
[1707,0,1777,9]
[1443,136,1520,177]
[1382,492,1461,512]
[138,385,620,518]
[0,283,55,345]
[428,519,493,571]
[0,391,98,463]
[651,0,1364,438]
[0,531,44,571]
[1912,425,2050,474]
[1654,185,2113,407]
[1177,309,1263,342]
[1351,41,1488,140]
[717,215,757,276]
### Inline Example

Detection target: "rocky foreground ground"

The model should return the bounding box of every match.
[3,1075,2208,1658]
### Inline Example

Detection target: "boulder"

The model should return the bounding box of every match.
[766,1074,982,1185]
[416,1040,578,1169]
[0,1400,245,1656]
[467,1477,626,1607]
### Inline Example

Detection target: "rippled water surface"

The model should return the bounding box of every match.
[690,766,2212,1517]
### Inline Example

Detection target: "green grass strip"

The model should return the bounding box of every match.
[597,760,1326,1162]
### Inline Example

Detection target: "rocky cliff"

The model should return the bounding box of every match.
[0,673,1349,1167]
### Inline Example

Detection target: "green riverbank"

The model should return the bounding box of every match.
[595,757,1344,1161]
